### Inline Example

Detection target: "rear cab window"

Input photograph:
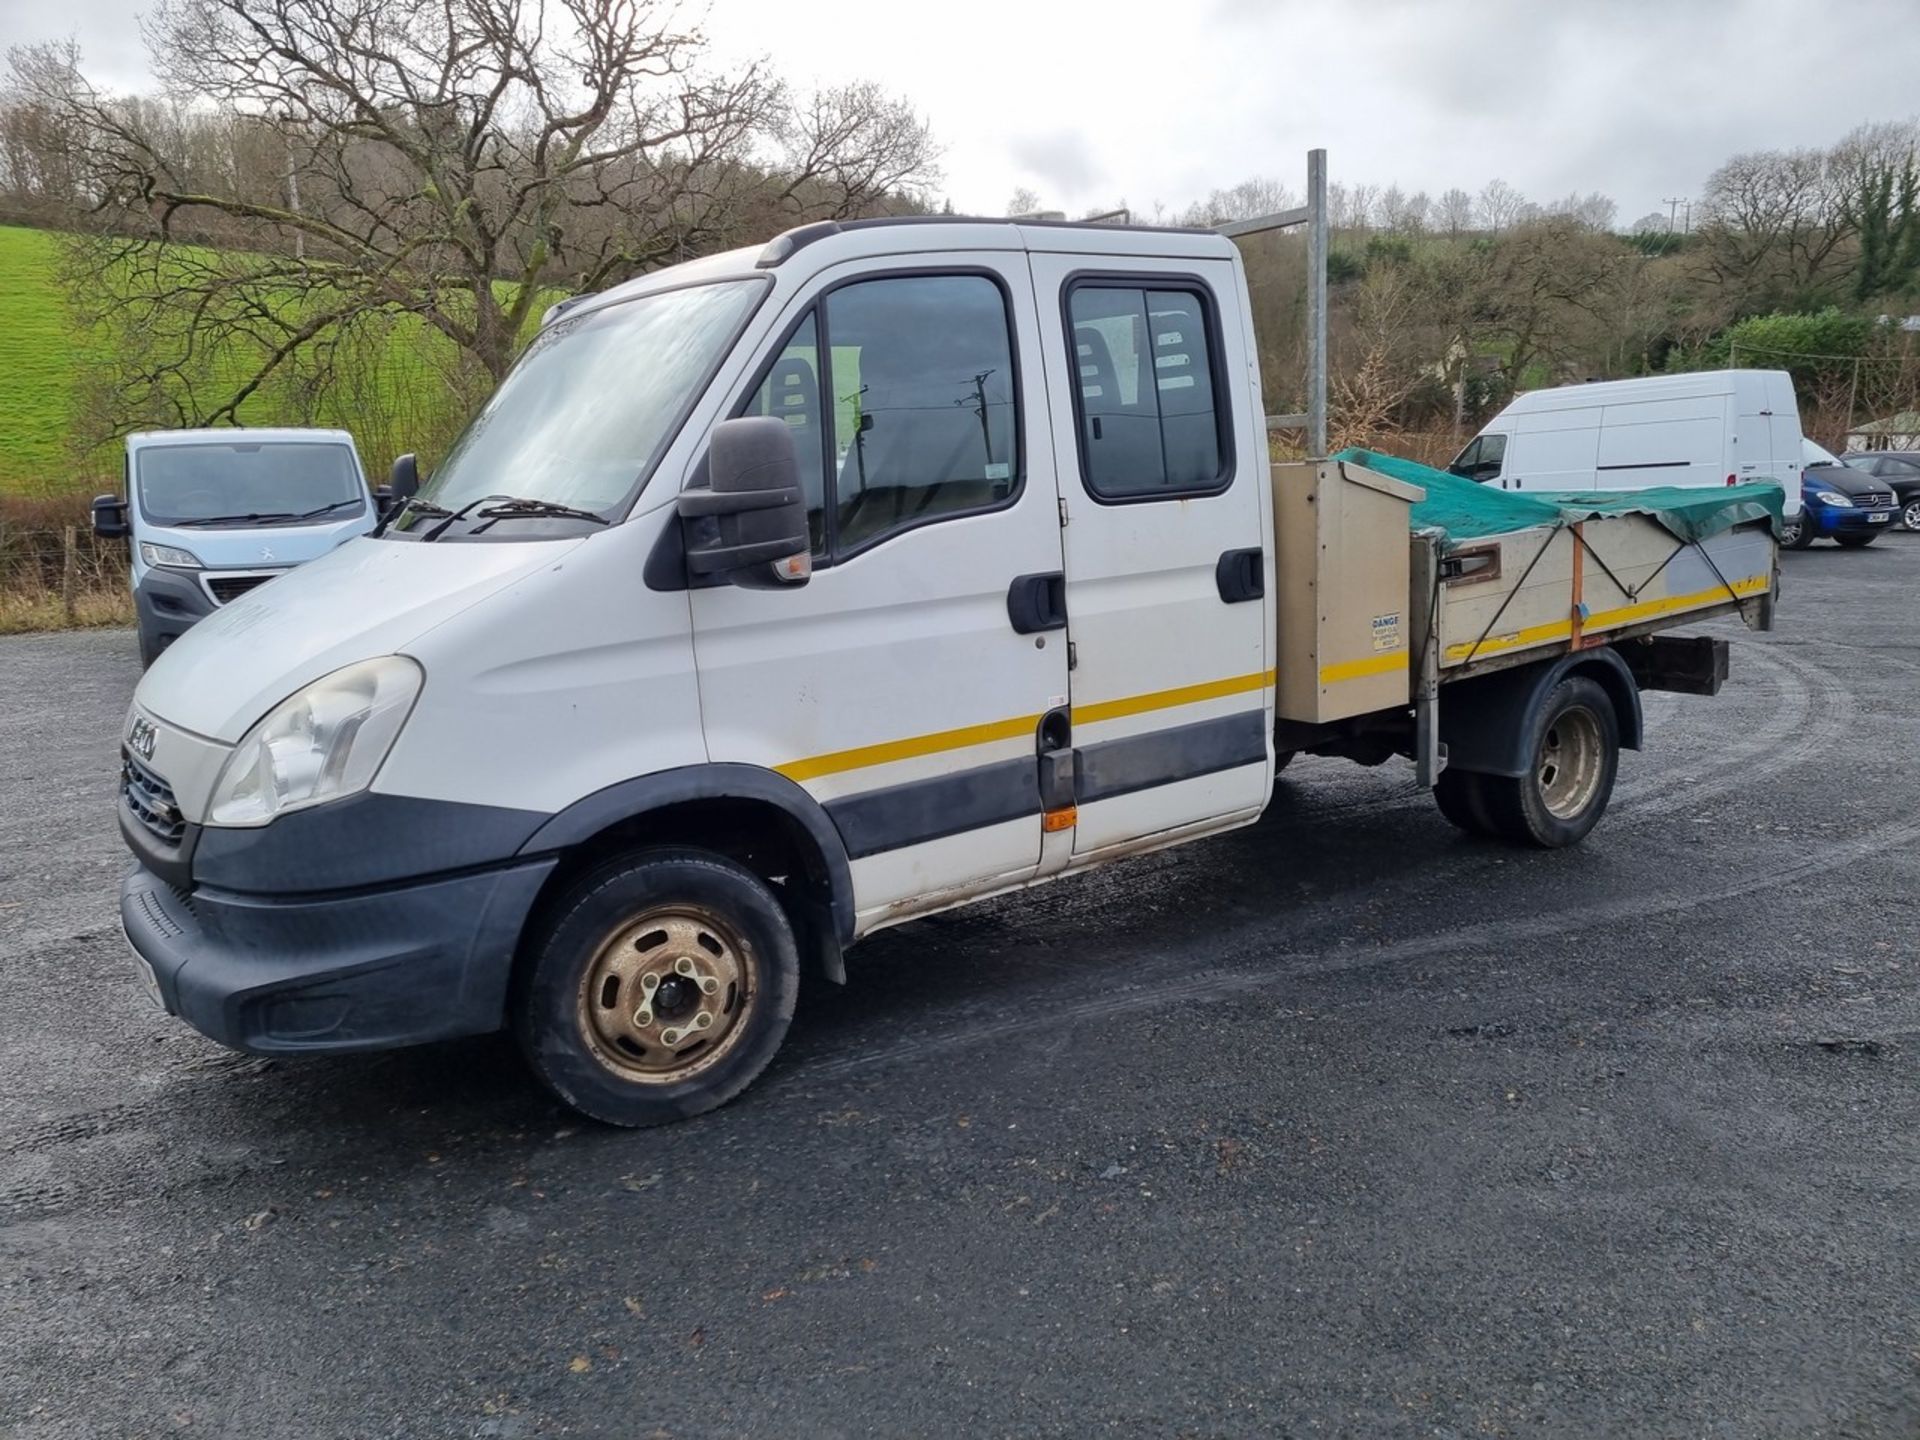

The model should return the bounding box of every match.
[1064,280,1232,501]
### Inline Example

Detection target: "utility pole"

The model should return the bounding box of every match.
[1662,196,1684,235]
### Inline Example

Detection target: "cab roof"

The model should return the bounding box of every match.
[562,216,1240,325]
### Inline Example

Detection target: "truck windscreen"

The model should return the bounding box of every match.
[404,278,765,526]
[136,443,364,527]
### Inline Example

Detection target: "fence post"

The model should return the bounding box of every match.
[62,526,78,624]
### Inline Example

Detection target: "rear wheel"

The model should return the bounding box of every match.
[1779,514,1814,549]
[1835,532,1877,548]
[1480,677,1619,848]
[514,849,800,1127]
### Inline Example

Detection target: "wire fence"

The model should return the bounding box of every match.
[0,498,132,633]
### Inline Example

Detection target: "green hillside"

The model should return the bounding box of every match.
[0,225,533,497]
[0,227,90,493]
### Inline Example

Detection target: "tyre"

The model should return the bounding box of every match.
[1479,677,1619,849]
[1835,533,1877,548]
[1433,767,1498,837]
[1779,514,1814,549]
[1273,749,1294,776]
[1903,498,1920,532]
[514,848,800,1127]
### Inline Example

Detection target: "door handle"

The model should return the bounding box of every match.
[1215,547,1263,603]
[1007,571,1067,634]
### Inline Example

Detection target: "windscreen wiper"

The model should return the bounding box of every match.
[175,511,297,527]
[292,498,366,520]
[470,498,610,532]
[415,494,610,541]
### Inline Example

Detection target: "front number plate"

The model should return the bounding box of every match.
[126,936,164,1011]
[1869,512,1891,523]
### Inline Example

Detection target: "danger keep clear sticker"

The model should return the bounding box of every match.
[1371,612,1402,652]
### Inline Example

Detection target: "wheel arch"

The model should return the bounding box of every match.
[516,763,855,979]
[1439,647,1642,779]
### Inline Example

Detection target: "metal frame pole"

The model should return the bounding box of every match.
[1306,148,1328,459]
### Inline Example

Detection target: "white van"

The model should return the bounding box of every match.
[92,428,384,666]
[113,219,1777,1128]
[1448,370,1804,517]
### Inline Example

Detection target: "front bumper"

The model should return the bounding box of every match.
[133,567,214,656]
[120,858,554,1054]
[1808,504,1899,537]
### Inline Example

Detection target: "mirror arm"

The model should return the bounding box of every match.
[676,483,803,518]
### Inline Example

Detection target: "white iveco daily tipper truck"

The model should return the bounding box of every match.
[117,217,1782,1126]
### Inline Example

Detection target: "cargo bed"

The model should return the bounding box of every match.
[1271,455,1780,749]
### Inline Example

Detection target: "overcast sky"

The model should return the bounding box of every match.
[8,0,1919,224]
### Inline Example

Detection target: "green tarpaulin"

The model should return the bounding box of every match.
[1331,448,1786,547]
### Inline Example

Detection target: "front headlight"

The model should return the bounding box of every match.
[206,657,423,827]
[1814,490,1853,508]
[139,541,202,569]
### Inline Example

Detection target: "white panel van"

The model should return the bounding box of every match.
[1448,370,1804,518]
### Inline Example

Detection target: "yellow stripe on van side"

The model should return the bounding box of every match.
[775,712,1043,783]
[1070,669,1274,726]
[1318,652,1408,685]
[774,667,1277,782]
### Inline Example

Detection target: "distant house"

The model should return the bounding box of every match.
[1844,411,1920,453]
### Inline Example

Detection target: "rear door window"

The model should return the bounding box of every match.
[1067,283,1229,501]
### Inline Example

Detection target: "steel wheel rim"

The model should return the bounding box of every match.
[1904,500,1920,532]
[577,904,755,1084]
[1537,705,1604,820]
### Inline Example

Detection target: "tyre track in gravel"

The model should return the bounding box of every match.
[779,803,1920,1090]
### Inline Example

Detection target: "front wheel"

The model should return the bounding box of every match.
[1903,498,1920,532]
[514,849,800,1127]
[1835,533,1877,548]
[1479,677,1620,848]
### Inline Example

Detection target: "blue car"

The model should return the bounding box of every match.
[1780,442,1900,549]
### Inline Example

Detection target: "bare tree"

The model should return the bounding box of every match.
[1546,190,1618,231]
[1377,185,1429,235]
[13,0,936,436]
[1176,174,1298,227]
[1694,146,1852,309]
[1005,185,1044,216]
[1476,178,1525,235]
[1435,187,1474,237]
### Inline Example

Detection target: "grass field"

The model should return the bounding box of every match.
[0,225,513,498]
[0,227,90,494]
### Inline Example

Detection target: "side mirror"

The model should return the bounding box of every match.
[91,493,129,539]
[373,484,397,518]
[388,453,420,500]
[676,417,811,589]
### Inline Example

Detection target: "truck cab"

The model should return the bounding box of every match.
[114,218,1775,1128]
[92,428,378,665]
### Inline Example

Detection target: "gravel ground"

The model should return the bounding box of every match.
[2,538,1917,1439]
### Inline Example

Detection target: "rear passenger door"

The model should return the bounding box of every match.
[1028,254,1270,859]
